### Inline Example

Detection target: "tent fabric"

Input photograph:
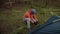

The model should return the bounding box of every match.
[29,15,60,34]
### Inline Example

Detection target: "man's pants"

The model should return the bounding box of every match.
[23,18,31,32]
[23,18,30,29]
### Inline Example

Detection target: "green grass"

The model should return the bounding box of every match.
[0,6,60,34]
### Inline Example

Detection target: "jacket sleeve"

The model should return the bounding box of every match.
[33,15,38,21]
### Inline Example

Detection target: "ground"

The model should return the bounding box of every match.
[0,5,60,34]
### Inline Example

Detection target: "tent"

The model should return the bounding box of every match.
[29,15,60,34]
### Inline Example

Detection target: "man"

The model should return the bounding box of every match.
[23,8,39,31]
[23,8,38,25]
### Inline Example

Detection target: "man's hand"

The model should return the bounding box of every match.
[34,21,39,25]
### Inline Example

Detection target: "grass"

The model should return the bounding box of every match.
[0,6,60,34]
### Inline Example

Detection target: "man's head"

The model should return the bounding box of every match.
[30,9,36,14]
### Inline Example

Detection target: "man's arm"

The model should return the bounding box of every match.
[34,15,38,21]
